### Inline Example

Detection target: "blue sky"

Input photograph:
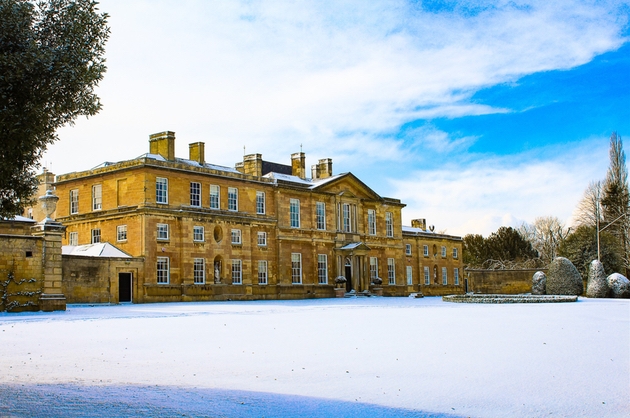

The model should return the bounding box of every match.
[44,0,630,236]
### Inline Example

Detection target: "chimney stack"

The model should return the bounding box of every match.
[189,142,205,165]
[242,154,263,177]
[149,131,176,161]
[291,152,306,179]
[411,218,427,230]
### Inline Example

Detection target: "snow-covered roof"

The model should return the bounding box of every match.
[338,242,371,251]
[2,215,36,223]
[402,226,432,234]
[263,172,313,185]
[62,243,131,258]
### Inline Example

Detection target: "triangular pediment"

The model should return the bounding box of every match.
[312,173,381,201]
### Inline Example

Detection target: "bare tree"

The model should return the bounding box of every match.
[573,181,602,227]
[519,216,570,264]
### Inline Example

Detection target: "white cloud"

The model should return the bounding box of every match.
[390,138,611,236]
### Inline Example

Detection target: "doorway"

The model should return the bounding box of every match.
[344,258,352,292]
[118,272,132,303]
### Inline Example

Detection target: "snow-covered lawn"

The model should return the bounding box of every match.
[1,297,628,417]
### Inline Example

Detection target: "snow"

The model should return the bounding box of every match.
[1,297,628,417]
[62,243,131,257]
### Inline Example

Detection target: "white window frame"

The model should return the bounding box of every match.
[91,228,101,244]
[193,226,204,242]
[405,244,412,256]
[291,253,302,284]
[442,267,448,285]
[342,203,351,233]
[387,258,395,285]
[290,199,300,228]
[117,225,127,242]
[256,191,265,215]
[209,185,220,209]
[258,260,268,285]
[257,231,267,246]
[406,266,413,285]
[316,202,326,230]
[190,182,201,207]
[228,187,238,211]
[92,184,102,211]
[441,246,447,257]
[368,209,376,235]
[454,268,460,285]
[157,257,169,284]
[424,266,430,285]
[423,245,429,257]
[385,212,393,237]
[232,259,242,284]
[156,177,168,204]
[70,189,79,214]
[453,248,459,258]
[317,254,328,284]
[369,257,378,280]
[69,231,78,246]
[157,223,169,240]
[231,229,242,245]
[193,258,205,284]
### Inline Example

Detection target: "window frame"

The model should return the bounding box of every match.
[231,259,242,284]
[406,266,413,286]
[157,257,170,284]
[193,258,205,284]
[369,257,378,280]
[209,185,220,209]
[454,268,460,285]
[442,267,448,285]
[193,226,205,242]
[69,231,78,246]
[258,260,268,285]
[316,202,326,230]
[453,247,459,258]
[156,177,168,204]
[70,189,79,214]
[91,228,101,244]
[228,187,238,211]
[257,231,267,246]
[290,198,300,228]
[387,258,395,285]
[423,245,429,257]
[231,229,242,245]
[190,182,201,207]
[367,209,376,235]
[157,223,169,241]
[405,243,412,256]
[441,246,447,258]
[256,191,266,215]
[385,212,394,237]
[92,184,102,211]
[317,254,328,284]
[291,253,302,284]
[342,203,351,232]
[117,225,127,242]
[424,266,430,285]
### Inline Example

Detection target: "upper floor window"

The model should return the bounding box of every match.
[70,189,79,214]
[385,212,393,237]
[157,223,169,240]
[231,229,242,245]
[209,185,220,209]
[117,225,127,242]
[316,202,326,230]
[156,177,168,204]
[228,187,238,211]
[441,246,447,257]
[367,209,376,235]
[193,226,204,242]
[92,184,102,211]
[423,245,429,257]
[290,199,300,228]
[256,191,266,215]
[453,248,459,258]
[405,244,412,256]
[342,203,351,232]
[190,182,201,207]
[69,231,78,246]
[91,228,101,244]
[257,231,267,246]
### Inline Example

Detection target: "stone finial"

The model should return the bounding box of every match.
[38,189,59,222]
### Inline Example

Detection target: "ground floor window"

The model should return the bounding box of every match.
[193,258,205,284]
[69,231,78,246]
[157,257,169,284]
[387,258,395,285]
[442,267,448,285]
[369,257,378,280]
[424,266,430,285]
[317,254,328,284]
[406,266,413,285]
[454,268,460,285]
[291,253,302,284]
[232,260,242,284]
[258,260,268,285]
[91,228,101,244]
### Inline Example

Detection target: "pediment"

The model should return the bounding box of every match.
[312,173,381,201]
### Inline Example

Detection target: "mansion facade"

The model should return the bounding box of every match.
[49,131,463,303]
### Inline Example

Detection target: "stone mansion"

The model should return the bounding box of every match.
[25,131,463,305]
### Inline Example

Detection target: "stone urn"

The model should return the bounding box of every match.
[334,276,347,298]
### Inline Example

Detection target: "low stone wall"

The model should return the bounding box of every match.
[0,234,44,312]
[466,269,545,294]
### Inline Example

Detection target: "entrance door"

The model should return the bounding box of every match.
[119,272,132,303]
